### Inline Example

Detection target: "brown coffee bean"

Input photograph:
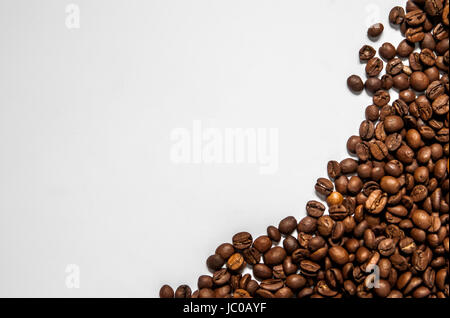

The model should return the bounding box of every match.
[411,209,432,229]
[207,254,225,270]
[368,23,384,37]
[160,285,175,298]
[365,189,388,214]
[359,45,376,61]
[347,75,364,92]
[306,200,326,218]
[389,6,405,24]
[315,178,334,196]
[264,247,287,266]
[232,232,253,250]
[267,226,281,242]
[278,216,297,235]
[253,235,272,253]
[366,57,384,77]
[328,246,349,265]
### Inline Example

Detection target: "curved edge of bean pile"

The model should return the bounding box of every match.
[160,0,449,299]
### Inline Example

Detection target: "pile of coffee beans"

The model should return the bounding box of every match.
[160,0,449,298]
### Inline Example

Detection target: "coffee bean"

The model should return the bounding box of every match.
[406,26,425,42]
[366,57,384,77]
[389,6,405,24]
[347,135,362,153]
[368,23,384,37]
[365,189,388,214]
[370,140,389,160]
[329,246,349,265]
[327,191,344,206]
[359,45,376,61]
[215,243,235,260]
[411,209,432,229]
[306,200,326,218]
[424,0,444,16]
[297,216,317,234]
[264,247,287,266]
[227,253,245,271]
[175,285,192,298]
[378,238,396,256]
[397,40,415,57]
[160,285,174,298]
[232,232,253,250]
[278,216,297,235]
[379,42,397,60]
[347,75,364,92]
[253,235,272,253]
[267,226,281,242]
[253,263,272,280]
[410,71,430,91]
[393,73,410,90]
[206,254,225,270]
[373,90,390,106]
[315,178,334,196]
[406,10,426,26]
[381,74,394,90]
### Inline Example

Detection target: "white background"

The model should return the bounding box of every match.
[0,0,404,297]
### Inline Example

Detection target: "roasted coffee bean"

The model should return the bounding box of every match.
[410,71,430,91]
[298,216,317,233]
[365,79,383,95]
[397,40,415,57]
[406,10,426,26]
[242,248,261,266]
[347,135,362,153]
[432,94,449,115]
[160,285,175,298]
[420,48,436,66]
[425,0,444,16]
[215,243,235,260]
[232,232,253,250]
[175,285,192,298]
[340,158,359,174]
[365,189,388,214]
[366,57,384,77]
[278,216,297,235]
[406,26,425,42]
[373,90,390,106]
[253,264,273,280]
[389,6,405,24]
[381,74,394,90]
[347,75,364,92]
[213,269,231,286]
[327,160,342,180]
[207,254,225,270]
[315,178,334,196]
[385,133,403,152]
[306,200,326,218]
[253,235,272,253]
[264,247,287,266]
[368,23,384,37]
[359,45,376,61]
[393,73,410,90]
[378,238,396,256]
[379,42,397,60]
[411,209,432,229]
[267,226,281,242]
[370,140,389,160]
